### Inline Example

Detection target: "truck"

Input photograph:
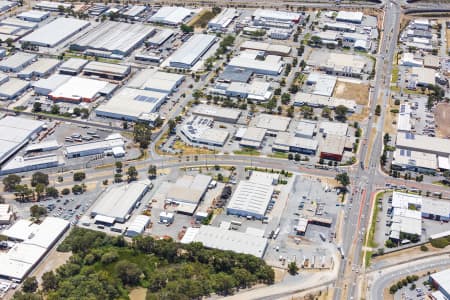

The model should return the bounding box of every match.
[337,246,345,259]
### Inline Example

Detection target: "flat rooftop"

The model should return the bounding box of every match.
[254,114,291,132]
[49,76,108,101]
[227,180,274,218]
[191,104,241,122]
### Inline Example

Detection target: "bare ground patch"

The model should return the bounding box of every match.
[333,81,369,106]
[435,102,450,138]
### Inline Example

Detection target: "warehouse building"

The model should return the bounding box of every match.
[25,140,60,153]
[0,217,69,281]
[0,78,30,100]
[306,73,337,97]
[0,1,17,13]
[0,154,63,175]
[166,174,211,215]
[294,92,356,112]
[17,10,50,22]
[21,18,90,48]
[396,132,450,158]
[228,50,284,76]
[208,8,238,31]
[252,9,300,27]
[0,17,38,30]
[127,69,184,94]
[49,76,109,103]
[324,22,356,32]
[336,11,363,24]
[181,225,268,258]
[212,80,273,102]
[125,215,151,237]
[430,269,450,299]
[58,58,88,75]
[320,134,346,161]
[33,74,71,95]
[169,34,216,69]
[191,104,241,123]
[390,208,422,240]
[34,1,71,11]
[149,6,193,25]
[90,180,150,225]
[254,114,291,135]
[308,51,366,78]
[71,21,154,59]
[238,127,266,148]
[83,61,131,81]
[95,87,167,123]
[0,116,44,164]
[410,67,436,87]
[392,149,437,173]
[0,52,36,72]
[423,55,440,69]
[227,180,274,220]
[65,134,125,158]
[218,66,252,83]
[295,120,316,139]
[0,204,12,225]
[319,121,349,137]
[240,40,291,56]
[422,198,450,222]
[272,132,318,155]
[17,58,60,79]
[180,115,229,147]
[146,28,174,46]
[122,5,146,19]
[400,53,423,67]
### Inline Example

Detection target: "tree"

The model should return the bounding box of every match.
[73,172,86,181]
[212,6,221,15]
[281,93,291,105]
[133,123,152,149]
[72,184,83,194]
[32,102,42,112]
[115,260,142,285]
[375,105,381,116]
[335,105,348,121]
[168,119,177,134]
[148,165,157,179]
[30,205,47,219]
[31,172,49,187]
[294,154,301,161]
[335,173,350,193]
[192,89,203,100]
[22,277,38,293]
[50,104,60,115]
[300,106,313,119]
[42,271,58,292]
[180,24,193,33]
[287,261,299,275]
[3,174,21,192]
[61,188,70,195]
[46,186,59,198]
[126,166,138,182]
[35,183,45,200]
[321,107,332,118]
[115,161,122,170]
[5,38,13,47]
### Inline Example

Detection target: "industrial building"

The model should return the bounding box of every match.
[146,28,174,46]
[33,74,71,95]
[0,52,36,72]
[211,80,273,102]
[20,18,90,48]
[254,114,291,135]
[90,180,150,225]
[17,58,60,79]
[272,132,318,155]
[71,21,155,59]
[0,154,63,175]
[423,55,440,69]
[392,149,438,173]
[208,8,238,31]
[396,132,450,158]
[430,269,450,299]
[227,180,274,220]
[0,78,30,100]
[0,17,38,30]
[127,69,184,94]
[252,9,300,27]
[0,116,43,164]
[308,51,366,78]
[218,66,253,83]
[34,1,71,11]
[166,174,211,215]
[294,92,357,112]
[122,5,147,19]
[228,50,284,76]
[422,198,450,221]
[25,140,60,153]
[149,6,193,25]
[181,225,268,258]
[191,104,241,123]
[237,127,266,148]
[336,11,364,24]
[0,204,12,224]
[180,115,230,147]
[319,121,349,137]
[400,52,423,67]
[65,134,125,158]
[17,10,50,22]
[125,215,151,237]
[240,40,291,56]
[58,58,88,75]
[410,67,436,87]
[95,87,167,123]
[295,120,316,139]
[169,34,216,69]
[306,73,337,97]
[0,217,69,281]
[320,135,346,161]
[390,208,422,240]
[49,76,109,102]
[324,22,356,32]
[0,1,16,13]
[83,61,131,81]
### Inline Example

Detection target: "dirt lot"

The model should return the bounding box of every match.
[32,248,72,285]
[447,29,450,51]
[435,102,450,138]
[333,81,369,106]
[348,106,370,123]
[129,288,147,300]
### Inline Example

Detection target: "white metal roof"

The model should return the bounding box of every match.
[227,180,274,218]
[191,104,241,121]
[126,215,150,236]
[208,8,237,29]
[17,10,49,21]
[33,74,71,93]
[49,76,108,101]
[150,6,192,24]
[255,114,291,132]
[0,52,36,70]
[169,34,216,67]
[274,132,318,151]
[228,50,283,75]
[91,181,148,222]
[392,192,422,209]
[21,18,90,47]
[181,225,268,258]
[127,69,184,93]
[336,11,363,23]
[396,132,450,156]
[59,58,88,72]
